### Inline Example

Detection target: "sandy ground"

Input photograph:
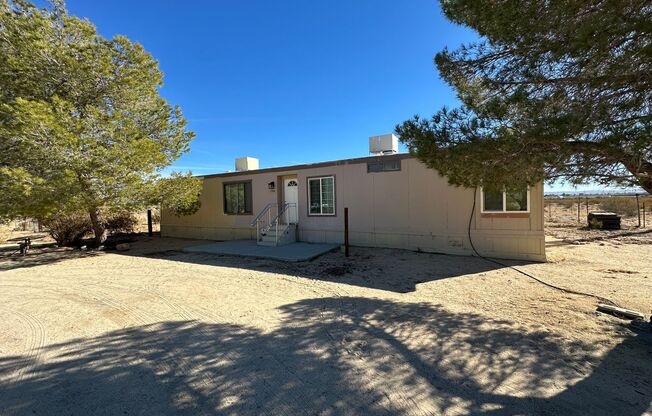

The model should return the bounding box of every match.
[0,231,651,414]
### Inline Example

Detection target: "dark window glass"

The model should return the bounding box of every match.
[367,163,382,172]
[309,179,321,214]
[224,182,252,214]
[367,160,401,172]
[483,190,504,211]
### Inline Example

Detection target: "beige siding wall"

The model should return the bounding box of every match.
[162,157,545,261]
[161,170,290,241]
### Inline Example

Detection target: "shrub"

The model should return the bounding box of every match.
[43,212,93,247]
[103,211,138,235]
[555,198,576,209]
[599,197,639,217]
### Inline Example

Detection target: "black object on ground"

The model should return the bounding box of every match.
[588,212,621,230]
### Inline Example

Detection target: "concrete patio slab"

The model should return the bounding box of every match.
[182,240,340,262]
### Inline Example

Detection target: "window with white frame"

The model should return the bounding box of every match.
[308,176,335,215]
[481,187,529,213]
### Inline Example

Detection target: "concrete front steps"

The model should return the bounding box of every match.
[258,224,297,246]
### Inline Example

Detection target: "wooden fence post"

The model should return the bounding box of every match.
[585,196,589,217]
[577,196,581,223]
[643,203,646,228]
[147,209,153,237]
[636,194,641,227]
[643,202,645,228]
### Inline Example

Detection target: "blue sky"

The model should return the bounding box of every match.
[58,1,477,170]
[49,1,625,193]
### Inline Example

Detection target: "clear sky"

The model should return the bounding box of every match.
[57,1,478,172]
[45,1,635,193]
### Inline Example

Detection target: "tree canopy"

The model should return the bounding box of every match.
[0,0,201,240]
[396,0,652,193]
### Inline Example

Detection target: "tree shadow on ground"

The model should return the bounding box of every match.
[0,247,99,271]
[138,247,525,293]
[0,233,145,272]
[1,297,650,415]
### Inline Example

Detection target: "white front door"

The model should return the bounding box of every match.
[283,178,298,224]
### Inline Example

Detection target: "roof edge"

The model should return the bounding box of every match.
[198,153,414,179]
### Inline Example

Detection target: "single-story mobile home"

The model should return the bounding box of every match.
[161,134,545,261]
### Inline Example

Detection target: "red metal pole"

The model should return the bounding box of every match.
[344,207,349,257]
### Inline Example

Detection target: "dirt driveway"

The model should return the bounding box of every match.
[0,236,651,415]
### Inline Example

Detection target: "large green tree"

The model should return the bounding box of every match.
[0,0,201,242]
[396,1,652,193]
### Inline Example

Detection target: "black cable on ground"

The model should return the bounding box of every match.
[467,186,619,307]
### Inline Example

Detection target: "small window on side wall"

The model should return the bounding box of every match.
[481,187,529,213]
[224,181,252,215]
[367,159,401,173]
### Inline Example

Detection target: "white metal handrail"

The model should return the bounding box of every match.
[268,202,296,245]
[250,202,297,244]
[251,203,277,242]
[250,203,276,227]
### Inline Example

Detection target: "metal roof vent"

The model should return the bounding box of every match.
[369,134,398,155]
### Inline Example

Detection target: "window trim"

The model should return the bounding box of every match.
[480,187,530,214]
[306,175,336,217]
[223,180,253,215]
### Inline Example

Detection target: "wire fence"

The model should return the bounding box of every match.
[5,218,43,233]
[544,193,651,227]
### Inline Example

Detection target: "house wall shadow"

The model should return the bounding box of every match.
[1,297,650,415]
[0,238,531,294]
[130,246,527,293]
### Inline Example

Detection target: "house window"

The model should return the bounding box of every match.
[223,181,252,215]
[367,159,401,173]
[481,187,529,213]
[308,176,335,215]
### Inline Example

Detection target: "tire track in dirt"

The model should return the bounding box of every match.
[0,280,216,415]
[0,264,356,413]
[0,305,46,384]
[84,277,338,410]
[82,282,252,414]
[189,269,358,408]
[62,282,218,413]
[0,283,135,328]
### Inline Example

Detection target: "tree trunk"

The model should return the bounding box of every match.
[88,208,105,246]
[638,176,652,195]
